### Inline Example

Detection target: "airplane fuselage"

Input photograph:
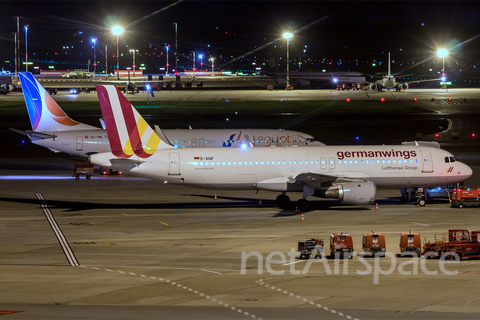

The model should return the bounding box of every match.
[31,129,320,157]
[90,145,472,192]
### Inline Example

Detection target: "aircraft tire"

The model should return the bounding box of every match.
[297,199,310,212]
[276,194,290,208]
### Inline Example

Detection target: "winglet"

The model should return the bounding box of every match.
[18,72,97,132]
[95,85,173,159]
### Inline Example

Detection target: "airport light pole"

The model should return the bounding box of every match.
[105,45,108,75]
[199,54,203,71]
[283,32,293,89]
[24,25,28,72]
[437,48,449,89]
[129,49,138,74]
[210,57,215,76]
[112,26,124,80]
[91,38,97,75]
[174,22,178,70]
[165,45,169,76]
[191,51,195,79]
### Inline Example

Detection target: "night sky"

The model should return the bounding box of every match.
[1,1,480,73]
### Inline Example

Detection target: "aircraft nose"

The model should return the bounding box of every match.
[459,164,473,179]
[464,164,473,178]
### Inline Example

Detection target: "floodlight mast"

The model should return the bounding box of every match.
[283,32,293,89]
[437,48,449,88]
[112,26,124,80]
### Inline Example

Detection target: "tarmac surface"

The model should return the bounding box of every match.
[1,88,480,320]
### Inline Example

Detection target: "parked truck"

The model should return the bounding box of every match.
[362,232,386,257]
[422,229,480,259]
[330,233,354,259]
[399,231,421,256]
[450,188,480,208]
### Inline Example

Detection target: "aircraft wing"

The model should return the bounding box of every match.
[293,172,367,190]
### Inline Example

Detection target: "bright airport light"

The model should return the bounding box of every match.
[437,48,449,58]
[112,25,124,36]
[283,32,293,39]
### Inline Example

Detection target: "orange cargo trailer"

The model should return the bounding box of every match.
[362,232,386,257]
[399,231,421,255]
[330,233,354,259]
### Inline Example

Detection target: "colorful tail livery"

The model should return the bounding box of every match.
[19,72,97,132]
[95,85,172,158]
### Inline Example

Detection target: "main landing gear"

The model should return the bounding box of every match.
[276,193,311,212]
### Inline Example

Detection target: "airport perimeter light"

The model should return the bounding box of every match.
[112,26,124,79]
[283,32,293,89]
[129,49,138,74]
[437,48,449,86]
[91,38,97,75]
[24,25,28,72]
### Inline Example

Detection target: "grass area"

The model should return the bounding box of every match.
[0,99,434,116]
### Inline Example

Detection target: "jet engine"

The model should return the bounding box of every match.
[402,83,409,90]
[324,180,376,205]
[369,83,377,91]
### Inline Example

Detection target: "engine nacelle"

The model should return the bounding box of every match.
[324,181,376,205]
[369,83,377,90]
[402,83,409,90]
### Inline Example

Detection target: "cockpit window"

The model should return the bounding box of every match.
[445,157,449,163]
[450,157,456,163]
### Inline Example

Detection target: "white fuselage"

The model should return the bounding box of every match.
[31,128,321,157]
[90,145,472,192]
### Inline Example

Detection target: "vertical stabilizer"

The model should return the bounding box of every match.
[18,72,97,132]
[388,52,391,77]
[95,85,173,159]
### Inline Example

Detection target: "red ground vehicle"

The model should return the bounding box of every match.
[362,232,386,257]
[422,229,480,259]
[399,231,421,255]
[330,233,354,259]
[451,189,480,208]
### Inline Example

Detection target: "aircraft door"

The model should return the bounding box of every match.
[168,152,180,175]
[421,150,433,173]
[191,138,197,147]
[76,136,83,151]
[292,135,298,146]
[200,138,205,147]
[320,157,327,169]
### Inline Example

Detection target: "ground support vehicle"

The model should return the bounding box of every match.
[330,233,354,259]
[451,188,480,208]
[422,229,480,259]
[362,232,386,257]
[297,239,324,259]
[399,231,421,256]
[62,70,94,79]
[73,164,94,180]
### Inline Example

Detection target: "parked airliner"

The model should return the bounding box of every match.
[11,73,322,158]
[89,85,472,211]
[367,52,438,91]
